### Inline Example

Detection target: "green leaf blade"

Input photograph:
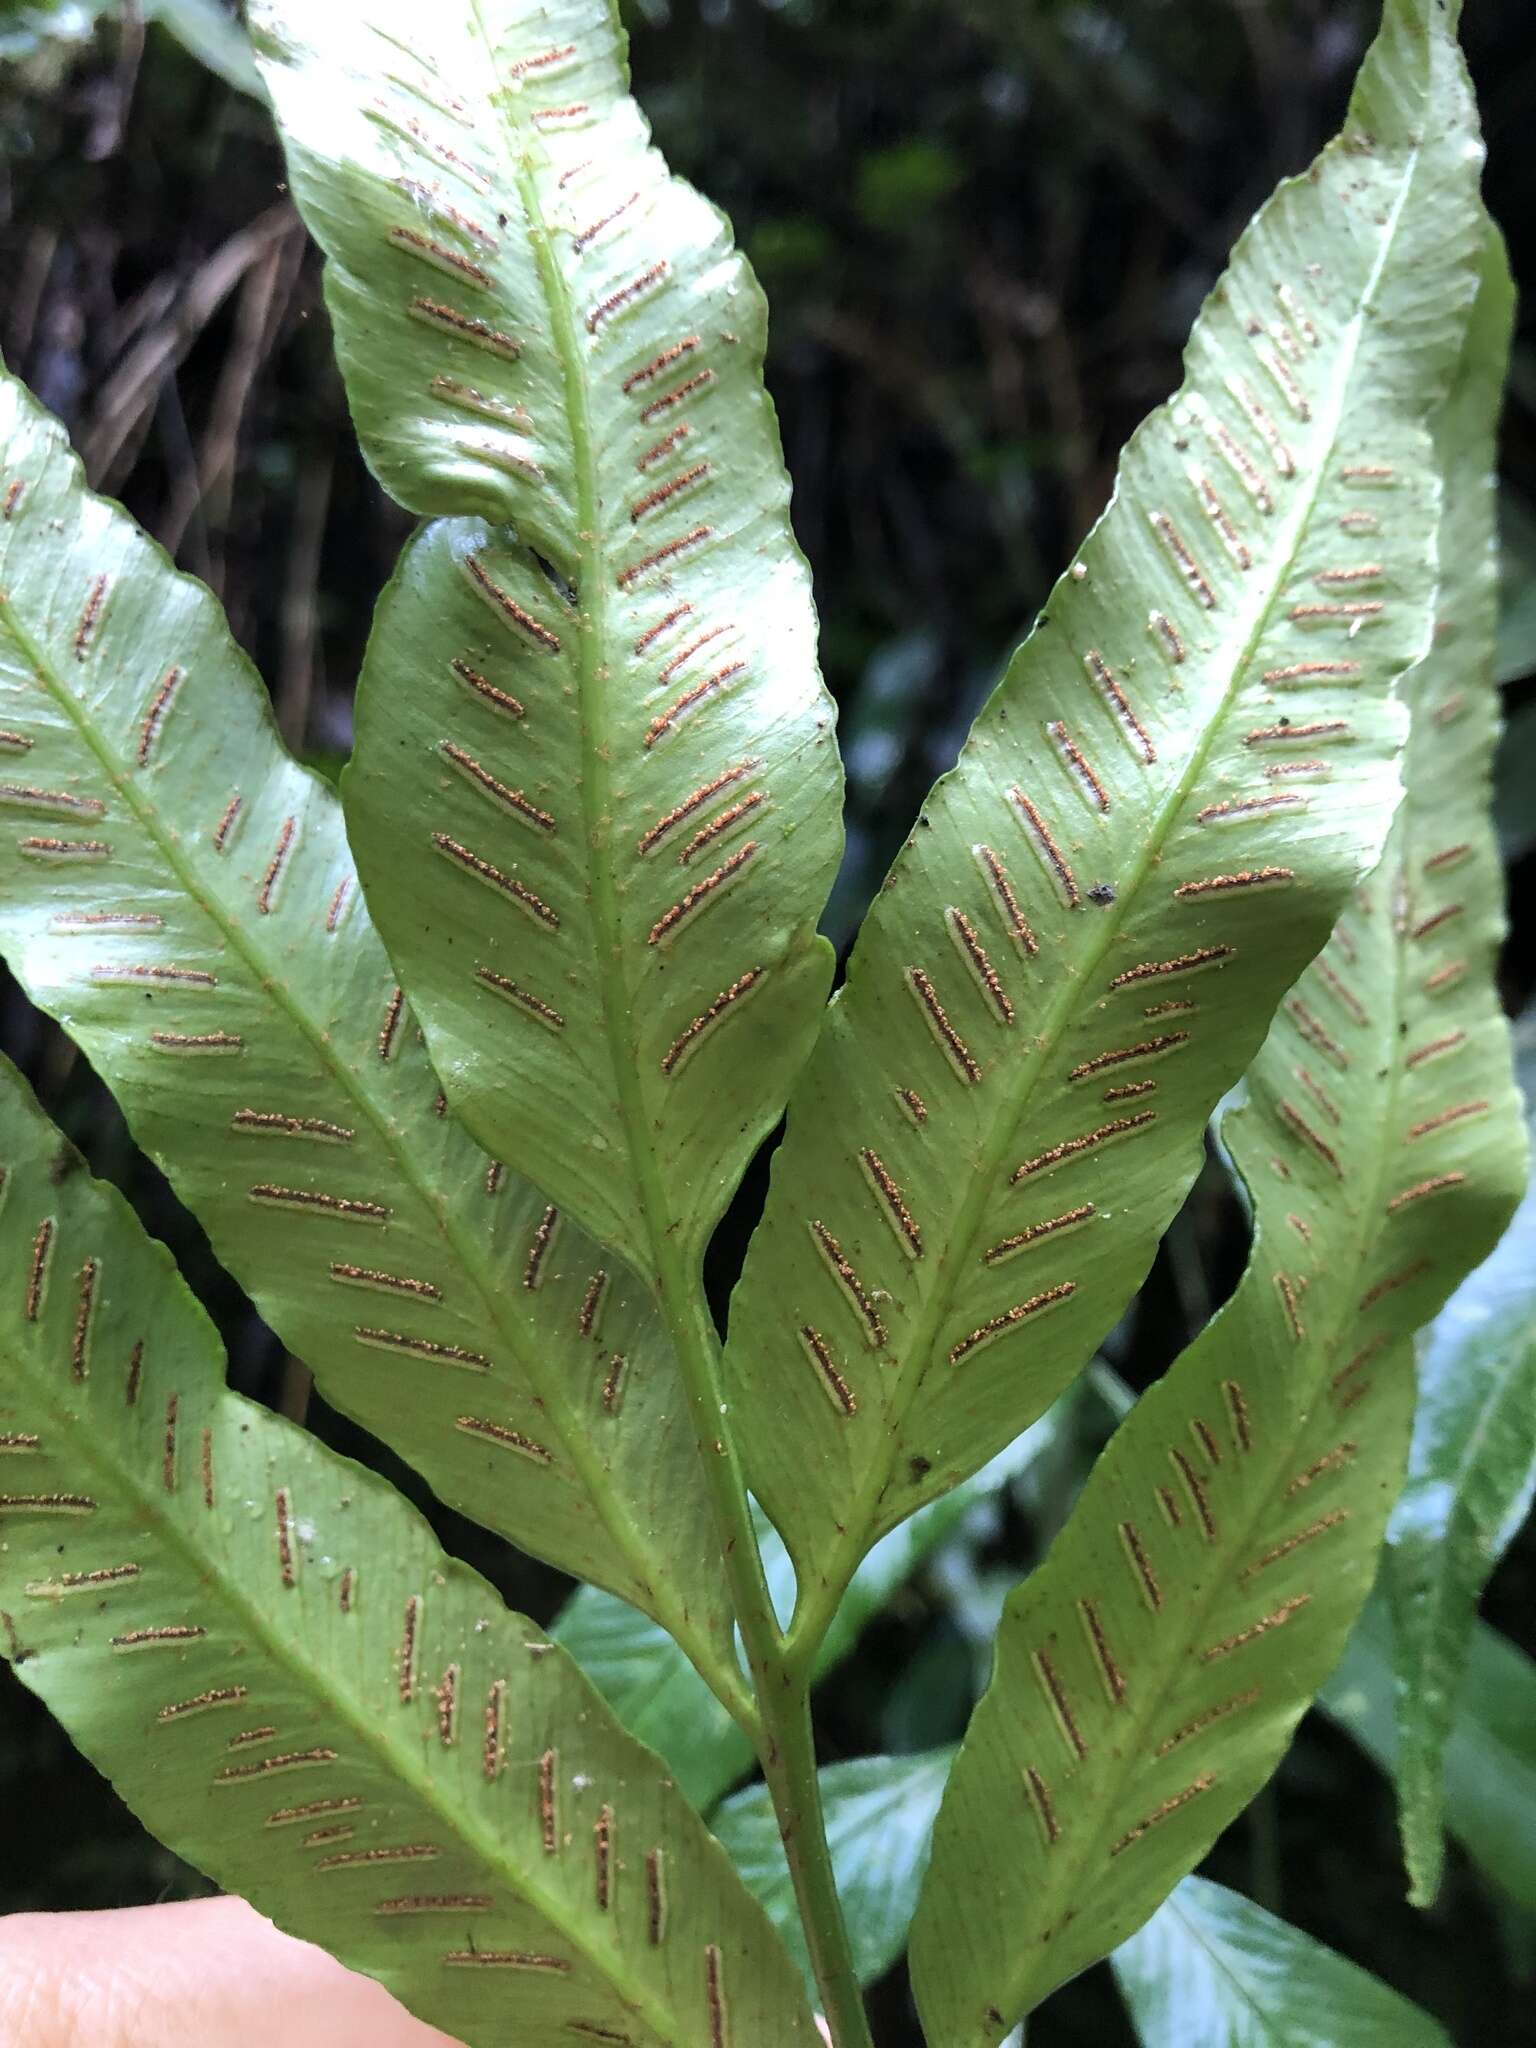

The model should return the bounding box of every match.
[1323,1602,1536,1917]
[0,1056,815,2048]
[0,363,734,1690]
[910,124,1519,2042]
[1389,1029,1535,1896]
[253,0,843,1281]
[1111,1877,1451,2048]
[1389,1171,1536,1850]
[1383,253,1536,1883]
[726,0,1486,1612]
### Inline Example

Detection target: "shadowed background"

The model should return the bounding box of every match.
[1,1,1533,2039]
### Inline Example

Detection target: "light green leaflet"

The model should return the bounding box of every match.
[0,1056,815,2048]
[1112,1877,1450,2048]
[725,0,1484,1625]
[250,0,842,1285]
[0,366,738,1700]
[909,198,1522,2039]
[1324,1601,1536,1918]
[1389,1009,1534,1900]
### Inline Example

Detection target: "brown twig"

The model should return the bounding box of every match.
[158,221,302,562]
[83,203,298,488]
[276,445,335,752]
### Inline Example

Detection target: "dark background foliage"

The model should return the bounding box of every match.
[1,2,1533,2040]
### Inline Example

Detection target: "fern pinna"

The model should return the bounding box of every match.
[0,1,1523,2044]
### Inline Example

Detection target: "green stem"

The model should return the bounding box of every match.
[762,1682,876,2048]
[659,1273,874,2048]
[476,23,870,2031]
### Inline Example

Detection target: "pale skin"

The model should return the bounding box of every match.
[0,1900,462,2048]
[0,1901,835,2045]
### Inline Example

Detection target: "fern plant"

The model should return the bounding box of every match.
[0,1,1524,2044]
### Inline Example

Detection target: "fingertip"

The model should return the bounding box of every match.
[0,1898,464,2048]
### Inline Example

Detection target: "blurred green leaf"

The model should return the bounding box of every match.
[144,0,262,97]
[855,140,964,232]
[713,1751,953,1997]
[0,0,96,61]
[747,216,837,282]
[839,631,943,810]
[0,0,261,94]
[1322,1602,1536,1916]
[551,1590,755,1813]
[816,1400,1069,1674]
[1112,1876,1451,2047]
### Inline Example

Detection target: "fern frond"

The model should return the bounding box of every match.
[0,1054,814,2048]
[910,205,1521,2040]
[724,0,1487,1629]
[251,0,843,1282]
[0,364,735,1697]
[1382,228,1531,1905]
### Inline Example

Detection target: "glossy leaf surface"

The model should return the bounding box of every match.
[726,0,1483,1614]
[0,1056,814,2048]
[1111,1877,1450,2048]
[0,363,734,1689]
[911,48,1516,2031]
[712,1753,952,1999]
[253,0,842,1282]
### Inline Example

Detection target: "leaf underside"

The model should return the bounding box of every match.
[724,0,1483,1620]
[0,366,735,1682]
[0,1056,814,2048]
[911,47,1517,2040]
[1385,238,1532,1902]
[252,0,843,1284]
[1388,1138,1536,1901]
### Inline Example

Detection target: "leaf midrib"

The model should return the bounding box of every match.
[469,7,677,1295]
[827,119,1426,1624]
[7,1268,682,2045]
[465,6,765,1741]
[0,456,733,1717]
[992,94,1447,2002]
[1002,829,1420,2022]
